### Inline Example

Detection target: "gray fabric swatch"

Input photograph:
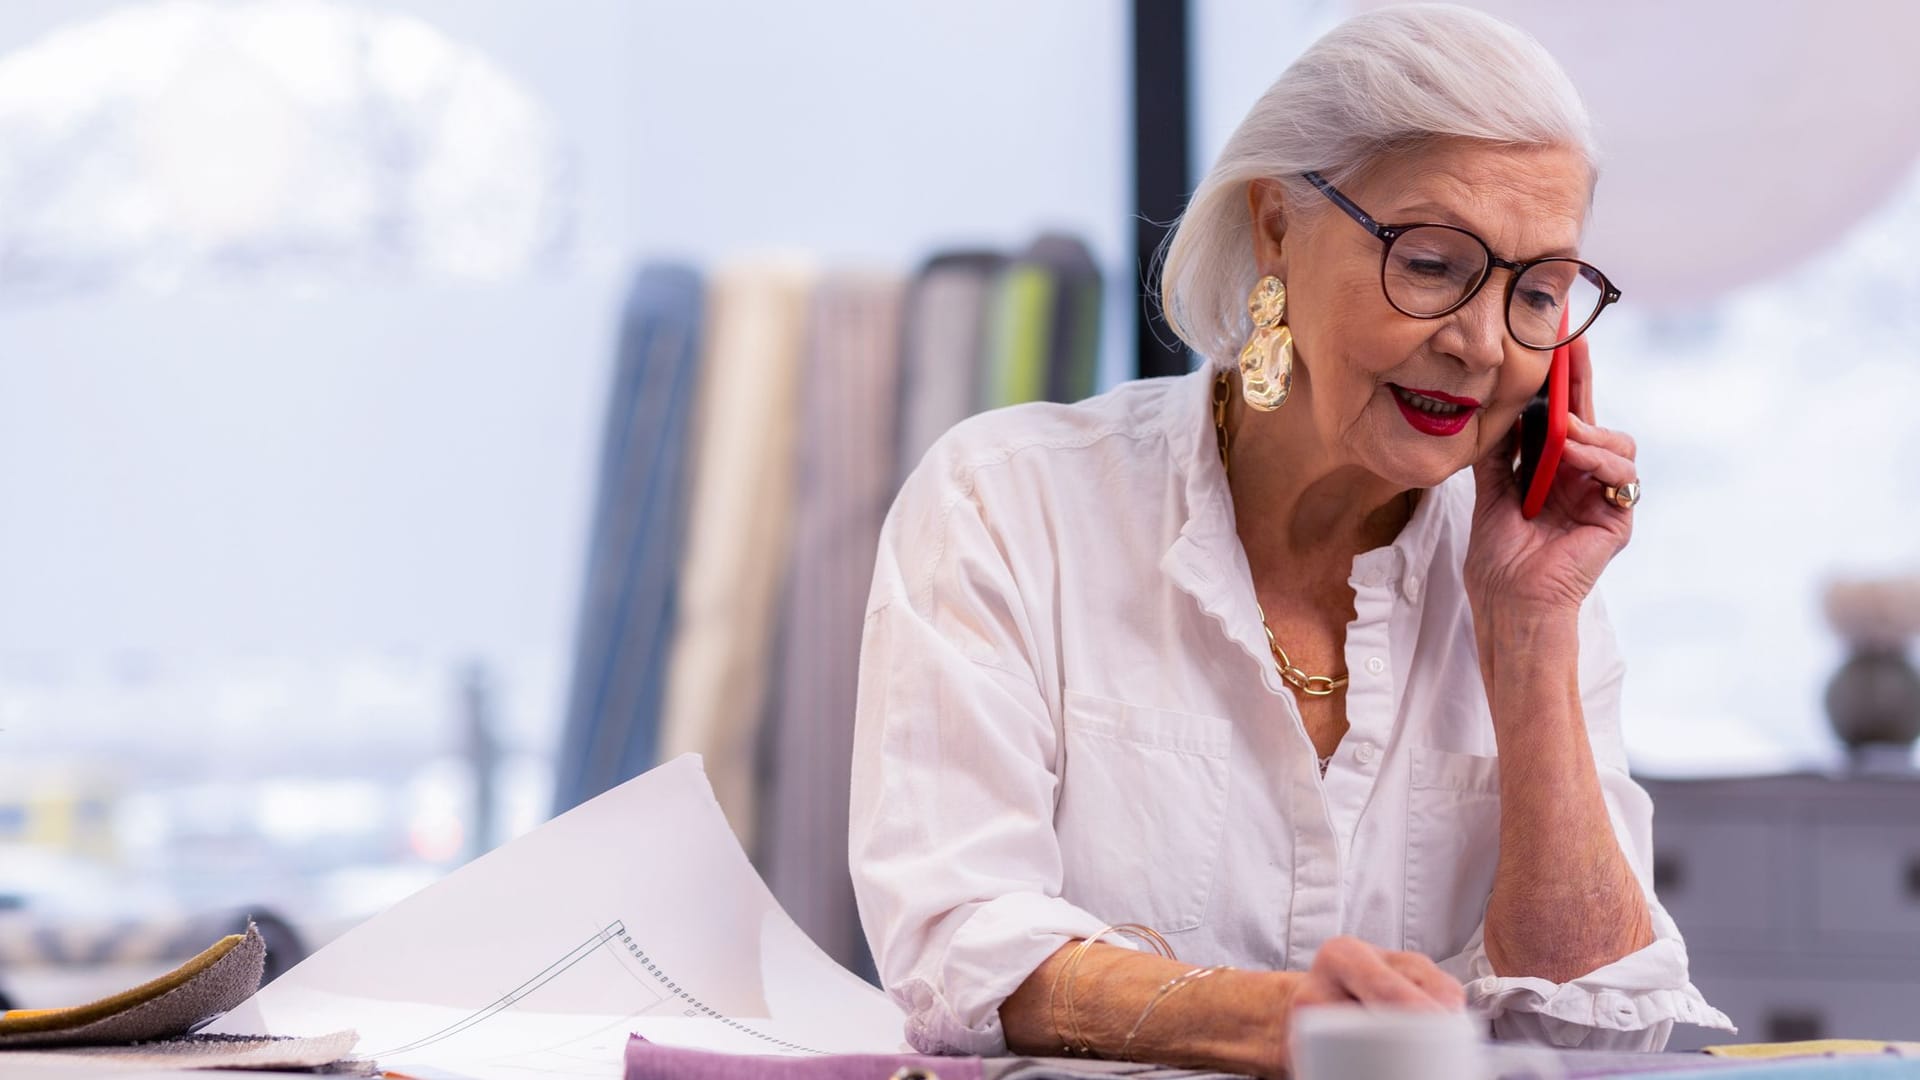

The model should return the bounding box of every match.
[0,1030,368,1073]
[895,251,1005,484]
[0,925,264,1049]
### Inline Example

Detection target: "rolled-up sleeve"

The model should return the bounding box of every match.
[1442,592,1734,1050]
[848,458,1126,1056]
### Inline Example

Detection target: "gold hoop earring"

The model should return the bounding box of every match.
[1237,275,1293,412]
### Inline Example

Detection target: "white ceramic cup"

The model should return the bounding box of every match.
[1291,1005,1486,1080]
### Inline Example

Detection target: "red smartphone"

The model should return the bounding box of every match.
[1513,336,1572,519]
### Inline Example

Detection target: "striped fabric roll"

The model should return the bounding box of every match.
[1026,233,1103,404]
[976,233,1105,410]
[978,262,1054,410]
[551,264,706,815]
[756,271,907,974]
[894,252,1006,484]
[657,260,815,848]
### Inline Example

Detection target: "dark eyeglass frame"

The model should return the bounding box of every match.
[1302,170,1622,351]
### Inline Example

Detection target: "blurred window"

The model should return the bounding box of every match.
[0,1,577,967]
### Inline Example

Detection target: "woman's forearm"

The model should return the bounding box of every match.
[1000,942,1292,1078]
[1477,608,1654,983]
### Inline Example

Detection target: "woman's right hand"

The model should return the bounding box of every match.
[1241,938,1469,1076]
[1287,935,1467,1013]
[1272,935,1468,1068]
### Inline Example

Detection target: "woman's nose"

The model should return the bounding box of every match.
[1442,284,1509,372]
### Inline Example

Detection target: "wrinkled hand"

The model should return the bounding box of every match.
[1288,935,1466,1012]
[1466,334,1639,618]
[1274,936,1466,1069]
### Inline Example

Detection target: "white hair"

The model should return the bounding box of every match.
[1158,3,1597,368]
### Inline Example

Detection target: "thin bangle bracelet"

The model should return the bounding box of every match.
[1067,925,1175,1055]
[1119,965,1224,1062]
[1050,935,1105,1055]
[1050,924,1178,1056]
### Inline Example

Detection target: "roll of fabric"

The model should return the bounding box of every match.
[978,260,1055,410]
[1025,234,1103,405]
[552,263,706,815]
[756,270,906,974]
[657,260,814,846]
[895,251,1006,483]
[977,233,1103,410]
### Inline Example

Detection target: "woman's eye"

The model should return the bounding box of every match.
[1405,258,1453,278]
[1520,289,1561,312]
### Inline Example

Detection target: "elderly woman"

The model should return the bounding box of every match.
[849,5,1730,1074]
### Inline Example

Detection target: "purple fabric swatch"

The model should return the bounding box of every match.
[624,1036,985,1080]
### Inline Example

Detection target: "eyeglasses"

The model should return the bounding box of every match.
[1302,171,1621,351]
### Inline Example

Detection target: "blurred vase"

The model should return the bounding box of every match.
[1825,646,1920,755]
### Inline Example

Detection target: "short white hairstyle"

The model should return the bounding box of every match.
[1158,3,1597,368]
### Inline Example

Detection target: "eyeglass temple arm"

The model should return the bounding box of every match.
[1302,171,1385,236]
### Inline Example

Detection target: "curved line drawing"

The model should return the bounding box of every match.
[373,921,627,1057]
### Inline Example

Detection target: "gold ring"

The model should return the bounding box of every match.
[1602,480,1640,510]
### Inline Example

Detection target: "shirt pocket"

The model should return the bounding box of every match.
[1055,690,1232,934]
[1403,746,1502,959]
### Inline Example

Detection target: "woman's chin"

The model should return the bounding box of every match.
[1384,446,1481,490]
[1371,433,1483,489]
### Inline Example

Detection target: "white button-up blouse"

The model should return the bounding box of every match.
[848,365,1732,1057]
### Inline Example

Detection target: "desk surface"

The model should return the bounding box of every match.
[8,1042,1920,1080]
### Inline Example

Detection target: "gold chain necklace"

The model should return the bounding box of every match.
[1212,370,1348,698]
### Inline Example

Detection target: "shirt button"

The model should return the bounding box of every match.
[1356,741,1378,765]
[1404,574,1423,602]
[1365,656,1386,676]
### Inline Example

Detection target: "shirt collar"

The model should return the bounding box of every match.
[1158,362,1463,613]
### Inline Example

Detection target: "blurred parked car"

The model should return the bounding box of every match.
[0,844,305,1011]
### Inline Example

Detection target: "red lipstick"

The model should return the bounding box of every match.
[1396,387,1480,407]
[1389,384,1477,437]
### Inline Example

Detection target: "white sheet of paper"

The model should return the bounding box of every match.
[208,754,910,1078]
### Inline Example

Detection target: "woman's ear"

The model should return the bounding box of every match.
[1247,178,1291,280]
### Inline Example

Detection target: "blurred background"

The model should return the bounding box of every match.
[1,0,1917,1048]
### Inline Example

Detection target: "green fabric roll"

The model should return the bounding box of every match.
[979,263,1056,409]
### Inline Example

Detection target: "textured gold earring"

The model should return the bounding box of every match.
[1237,275,1293,411]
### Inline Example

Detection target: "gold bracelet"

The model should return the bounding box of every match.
[1049,935,1103,1054]
[1074,925,1177,1053]
[1119,965,1224,1062]
[1049,923,1178,1056]
[1116,923,1176,961]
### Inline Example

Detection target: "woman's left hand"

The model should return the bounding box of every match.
[1465,335,1640,619]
